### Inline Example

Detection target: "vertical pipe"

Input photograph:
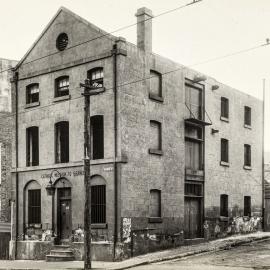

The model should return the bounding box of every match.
[262,79,265,230]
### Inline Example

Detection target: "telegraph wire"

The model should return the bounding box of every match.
[0,0,202,75]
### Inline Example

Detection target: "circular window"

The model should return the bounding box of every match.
[56,33,68,51]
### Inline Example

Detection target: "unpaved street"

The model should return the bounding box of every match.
[130,239,270,270]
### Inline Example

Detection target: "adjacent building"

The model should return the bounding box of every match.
[11,7,263,260]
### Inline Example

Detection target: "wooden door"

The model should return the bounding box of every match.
[0,232,10,259]
[60,199,72,240]
[184,197,201,239]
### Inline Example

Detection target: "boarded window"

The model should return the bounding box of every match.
[244,106,251,126]
[91,115,104,160]
[221,138,229,163]
[26,84,39,104]
[55,121,69,163]
[185,140,202,170]
[26,127,39,166]
[91,185,106,223]
[150,70,162,97]
[55,76,69,97]
[244,196,251,216]
[149,189,161,218]
[88,68,104,88]
[220,194,228,217]
[28,189,41,224]
[221,97,229,119]
[244,144,251,167]
[185,84,202,120]
[149,120,162,151]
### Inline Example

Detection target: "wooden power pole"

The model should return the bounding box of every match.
[80,79,105,270]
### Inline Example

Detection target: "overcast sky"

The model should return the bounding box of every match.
[0,0,270,153]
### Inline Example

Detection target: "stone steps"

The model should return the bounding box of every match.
[46,245,75,262]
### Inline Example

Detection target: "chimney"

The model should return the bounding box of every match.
[135,7,153,52]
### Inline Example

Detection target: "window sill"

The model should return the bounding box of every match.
[185,168,204,176]
[220,161,230,167]
[53,95,70,102]
[244,124,252,130]
[243,165,252,170]
[148,217,163,223]
[220,116,229,123]
[149,93,164,103]
[25,102,40,109]
[149,149,163,156]
[91,223,107,229]
[219,216,229,222]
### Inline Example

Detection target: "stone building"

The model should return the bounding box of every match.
[11,7,263,260]
[0,58,17,259]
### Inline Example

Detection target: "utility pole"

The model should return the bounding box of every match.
[80,79,105,270]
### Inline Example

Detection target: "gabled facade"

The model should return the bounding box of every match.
[11,7,263,260]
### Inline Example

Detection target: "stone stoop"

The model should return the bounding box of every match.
[46,245,75,262]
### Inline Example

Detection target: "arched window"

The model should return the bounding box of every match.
[91,115,104,160]
[87,68,104,88]
[55,76,69,97]
[149,70,162,98]
[26,83,39,104]
[55,121,69,163]
[91,175,106,224]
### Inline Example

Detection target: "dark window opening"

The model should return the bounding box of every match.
[91,185,106,224]
[88,68,104,88]
[244,196,251,216]
[244,106,251,126]
[185,124,203,140]
[185,183,203,196]
[55,121,69,163]
[221,138,229,163]
[220,194,228,217]
[26,84,39,104]
[150,70,162,97]
[244,144,251,167]
[56,33,68,51]
[28,189,41,224]
[91,115,104,160]
[55,76,69,97]
[26,126,39,166]
[149,120,162,151]
[185,83,203,120]
[221,97,229,119]
[149,189,161,218]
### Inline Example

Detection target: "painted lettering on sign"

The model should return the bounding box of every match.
[41,170,85,179]
[104,167,113,172]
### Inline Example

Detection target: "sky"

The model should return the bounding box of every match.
[0,0,270,154]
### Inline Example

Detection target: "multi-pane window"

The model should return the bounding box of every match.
[244,196,251,216]
[28,189,41,224]
[88,68,104,88]
[55,121,69,163]
[26,83,39,104]
[149,120,162,152]
[91,115,104,160]
[149,189,161,218]
[55,76,69,97]
[150,70,162,98]
[244,144,251,167]
[221,97,229,119]
[185,84,202,120]
[220,194,228,217]
[244,106,251,126]
[26,127,39,166]
[91,185,106,224]
[221,138,229,163]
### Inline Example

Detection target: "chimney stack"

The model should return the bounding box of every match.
[135,7,153,52]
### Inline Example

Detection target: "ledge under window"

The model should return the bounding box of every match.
[244,124,252,130]
[149,93,164,103]
[243,165,252,170]
[220,161,230,167]
[148,217,163,223]
[220,116,229,123]
[53,95,70,102]
[219,216,229,222]
[91,223,107,229]
[25,101,40,109]
[149,149,163,156]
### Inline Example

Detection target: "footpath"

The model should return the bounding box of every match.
[1,232,270,270]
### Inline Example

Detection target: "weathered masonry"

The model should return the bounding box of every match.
[11,7,263,260]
